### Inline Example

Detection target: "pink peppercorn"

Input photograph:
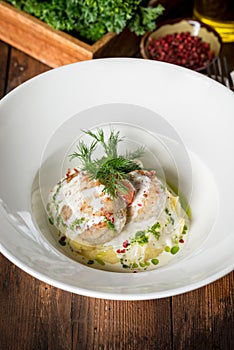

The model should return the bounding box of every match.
[116,249,126,254]
[122,240,129,248]
[66,168,71,177]
[147,31,214,70]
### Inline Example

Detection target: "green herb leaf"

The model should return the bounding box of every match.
[131,230,149,246]
[104,217,115,230]
[147,222,161,240]
[6,0,164,42]
[69,129,144,197]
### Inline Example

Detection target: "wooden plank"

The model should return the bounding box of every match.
[0,2,116,68]
[0,250,173,350]
[94,28,141,59]
[171,272,234,350]
[0,254,73,350]
[71,296,172,349]
[6,47,50,94]
[0,40,9,98]
[0,47,73,350]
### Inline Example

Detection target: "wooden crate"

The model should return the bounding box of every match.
[0,2,124,68]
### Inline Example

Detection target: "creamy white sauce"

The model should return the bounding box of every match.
[46,169,190,272]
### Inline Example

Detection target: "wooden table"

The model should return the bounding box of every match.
[0,34,234,350]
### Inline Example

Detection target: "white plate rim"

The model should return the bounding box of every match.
[0,57,233,300]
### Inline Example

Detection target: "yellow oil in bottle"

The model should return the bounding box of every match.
[193,1,234,43]
[194,9,234,42]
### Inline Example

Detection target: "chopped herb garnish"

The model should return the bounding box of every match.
[70,217,85,230]
[104,217,115,231]
[131,221,162,246]
[165,208,175,225]
[52,183,62,202]
[87,260,94,265]
[48,218,54,225]
[122,264,129,269]
[170,216,175,225]
[148,222,161,240]
[95,258,105,266]
[131,230,149,246]
[56,215,62,226]
[56,215,67,228]
[182,224,188,235]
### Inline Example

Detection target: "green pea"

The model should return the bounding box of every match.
[151,259,159,265]
[171,246,180,255]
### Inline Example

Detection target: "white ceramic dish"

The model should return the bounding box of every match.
[0,58,233,300]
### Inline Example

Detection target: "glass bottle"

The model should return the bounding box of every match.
[193,0,234,42]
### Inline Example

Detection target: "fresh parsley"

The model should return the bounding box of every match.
[6,0,164,42]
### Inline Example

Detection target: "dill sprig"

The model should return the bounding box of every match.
[69,129,145,197]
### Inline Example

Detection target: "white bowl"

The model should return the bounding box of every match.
[0,58,233,300]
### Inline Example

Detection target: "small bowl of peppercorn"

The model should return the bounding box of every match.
[140,18,222,72]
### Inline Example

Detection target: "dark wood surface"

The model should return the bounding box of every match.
[0,7,234,350]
